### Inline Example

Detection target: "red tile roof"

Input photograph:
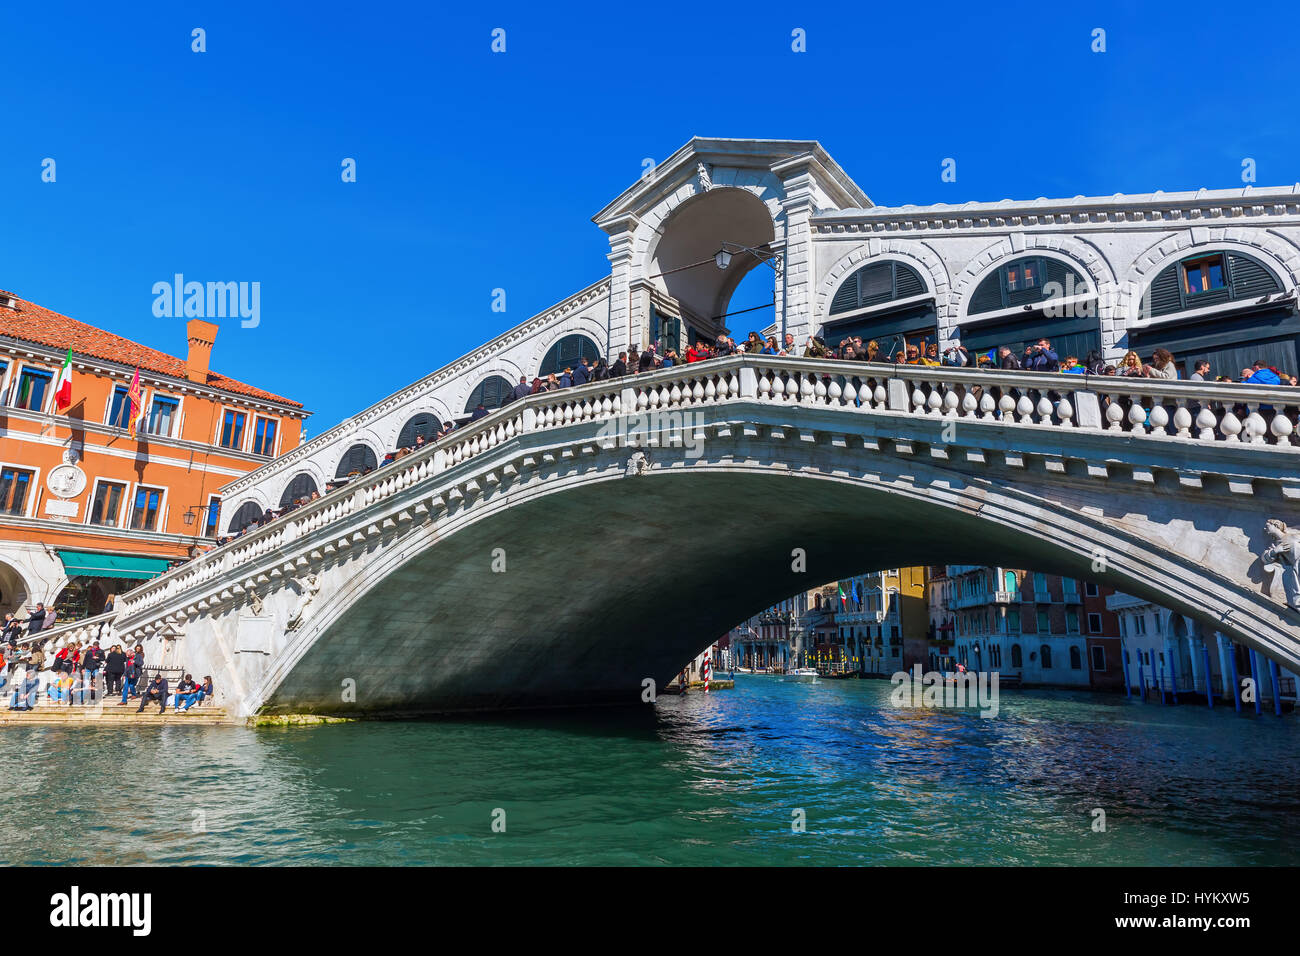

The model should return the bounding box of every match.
[0,290,303,409]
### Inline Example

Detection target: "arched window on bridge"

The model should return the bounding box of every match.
[465,376,512,413]
[539,335,601,378]
[279,473,319,509]
[1132,250,1291,379]
[1010,644,1022,667]
[228,501,263,534]
[1040,644,1053,669]
[397,413,440,449]
[1070,646,1082,670]
[335,443,378,479]
[825,260,935,361]
[960,255,1100,365]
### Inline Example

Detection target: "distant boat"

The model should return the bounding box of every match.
[787,667,819,683]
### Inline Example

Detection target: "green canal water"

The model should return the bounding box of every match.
[1,676,1297,865]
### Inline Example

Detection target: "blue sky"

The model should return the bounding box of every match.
[3,0,1297,433]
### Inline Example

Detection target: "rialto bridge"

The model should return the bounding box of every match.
[217,137,1300,527]
[37,355,1300,718]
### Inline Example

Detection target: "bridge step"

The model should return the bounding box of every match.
[0,704,232,726]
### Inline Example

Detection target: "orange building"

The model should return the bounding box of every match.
[0,289,307,621]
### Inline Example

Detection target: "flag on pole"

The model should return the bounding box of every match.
[838,585,847,608]
[53,350,74,412]
[127,368,144,438]
[850,579,860,609]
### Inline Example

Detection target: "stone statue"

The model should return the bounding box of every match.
[286,573,321,631]
[1262,518,1300,609]
[248,591,265,616]
[625,451,648,478]
[697,162,712,192]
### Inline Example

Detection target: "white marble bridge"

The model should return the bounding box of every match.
[34,355,1295,719]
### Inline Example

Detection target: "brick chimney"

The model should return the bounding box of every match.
[185,319,219,384]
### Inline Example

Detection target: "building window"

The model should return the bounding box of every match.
[335,444,378,479]
[0,467,35,515]
[1153,614,1162,634]
[1085,581,1099,597]
[539,334,601,378]
[1135,616,1147,636]
[252,417,278,456]
[1182,254,1226,295]
[1036,610,1049,633]
[147,395,180,436]
[228,500,264,534]
[279,473,319,508]
[106,386,133,428]
[1040,644,1053,669]
[219,409,247,449]
[89,481,127,527]
[397,413,440,449]
[1005,259,1042,293]
[1087,612,1102,633]
[1033,572,1047,594]
[1091,645,1107,671]
[130,485,164,531]
[1010,644,1022,667]
[465,376,512,413]
[205,495,221,537]
[1066,610,1080,634]
[14,367,53,411]
[1070,646,1082,670]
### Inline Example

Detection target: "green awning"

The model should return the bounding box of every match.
[57,550,171,580]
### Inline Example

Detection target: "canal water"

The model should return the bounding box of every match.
[1,676,1297,865]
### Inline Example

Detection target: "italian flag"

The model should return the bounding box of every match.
[838,585,847,607]
[53,349,73,412]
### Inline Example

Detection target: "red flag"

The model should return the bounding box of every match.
[127,368,144,438]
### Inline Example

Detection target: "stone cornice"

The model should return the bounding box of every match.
[813,186,1300,235]
[593,137,871,227]
[3,405,283,468]
[217,278,612,500]
[0,514,208,548]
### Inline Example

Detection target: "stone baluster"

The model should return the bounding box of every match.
[1220,409,1243,442]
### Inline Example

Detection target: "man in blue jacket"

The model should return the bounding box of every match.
[1022,338,1060,373]
[1245,360,1283,385]
[572,358,591,386]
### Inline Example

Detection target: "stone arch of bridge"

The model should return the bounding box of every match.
[243,449,1296,717]
[642,185,780,337]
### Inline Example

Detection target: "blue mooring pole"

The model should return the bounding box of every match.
[1229,644,1242,713]
[1137,656,1146,702]
[1250,650,1262,716]
[1121,646,1132,700]
[1269,659,1282,717]
[1202,646,1213,709]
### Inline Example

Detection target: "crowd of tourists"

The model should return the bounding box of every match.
[492,332,1296,387]
[0,610,213,713]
